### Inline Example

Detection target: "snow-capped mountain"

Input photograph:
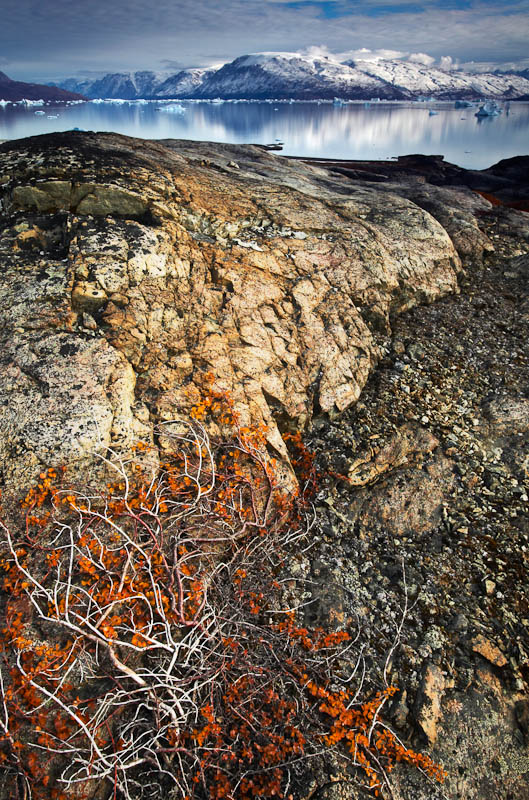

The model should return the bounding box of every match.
[57,70,171,99]
[349,58,529,100]
[192,53,399,100]
[154,68,217,98]
[56,53,529,101]
[497,67,529,86]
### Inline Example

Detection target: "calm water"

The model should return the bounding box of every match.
[1,99,528,170]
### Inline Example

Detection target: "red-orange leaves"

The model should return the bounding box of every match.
[0,384,444,800]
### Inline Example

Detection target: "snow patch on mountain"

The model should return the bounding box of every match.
[58,70,170,99]
[351,58,529,99]
[57,51,529,101]
[155,68,217,98]
[193,53,395,100]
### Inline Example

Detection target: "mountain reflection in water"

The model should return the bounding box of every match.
[1,100,528,170]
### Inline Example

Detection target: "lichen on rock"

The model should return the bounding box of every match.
[0,132,461,493]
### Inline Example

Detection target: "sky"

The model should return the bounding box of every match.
[1,0,529,81]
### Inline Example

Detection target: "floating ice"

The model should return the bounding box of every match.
[157,104,186,113]
[475,101,502,118]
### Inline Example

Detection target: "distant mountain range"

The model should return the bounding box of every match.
[58,68,217,100]
[0,71,86,102]
[54,52,529,101]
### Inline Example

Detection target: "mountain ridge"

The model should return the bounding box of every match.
[52,52,529,101]
[0,71,86,102]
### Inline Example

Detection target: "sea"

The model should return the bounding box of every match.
[1,98,529,170]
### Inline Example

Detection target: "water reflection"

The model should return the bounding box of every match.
[1,100,528,169]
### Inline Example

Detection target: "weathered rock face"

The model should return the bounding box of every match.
[311,212,529,800]
[1,134,528,800]
[0,132,460,493]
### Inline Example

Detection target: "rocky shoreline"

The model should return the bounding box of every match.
[0,132,528,799]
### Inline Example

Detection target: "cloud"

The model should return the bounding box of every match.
[408,52,435,66]
[339,47,407,62]
[439,55,459,70]
[300,45,336,59]
[2,0,529,81]
[461,56,529,73]
[159,60,187,70]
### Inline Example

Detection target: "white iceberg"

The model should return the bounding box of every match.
[157,104,186,113]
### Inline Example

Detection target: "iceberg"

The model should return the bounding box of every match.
[157,104,186,113]
[475,101,502,118]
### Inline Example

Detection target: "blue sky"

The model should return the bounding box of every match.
[1,0,528,80]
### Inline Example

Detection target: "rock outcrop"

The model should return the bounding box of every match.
[311,204,529,800]
[0,132,460,494]
[1,133,528,800]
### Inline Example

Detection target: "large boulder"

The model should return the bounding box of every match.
[0,132,460,493]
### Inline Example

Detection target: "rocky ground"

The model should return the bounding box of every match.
[303,204,529,799]
[0,133,528,799]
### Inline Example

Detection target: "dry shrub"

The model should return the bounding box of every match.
[0,387,444,800]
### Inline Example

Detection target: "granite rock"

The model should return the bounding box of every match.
[0,132,461,492]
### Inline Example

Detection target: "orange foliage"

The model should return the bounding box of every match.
[0,382,445,800]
